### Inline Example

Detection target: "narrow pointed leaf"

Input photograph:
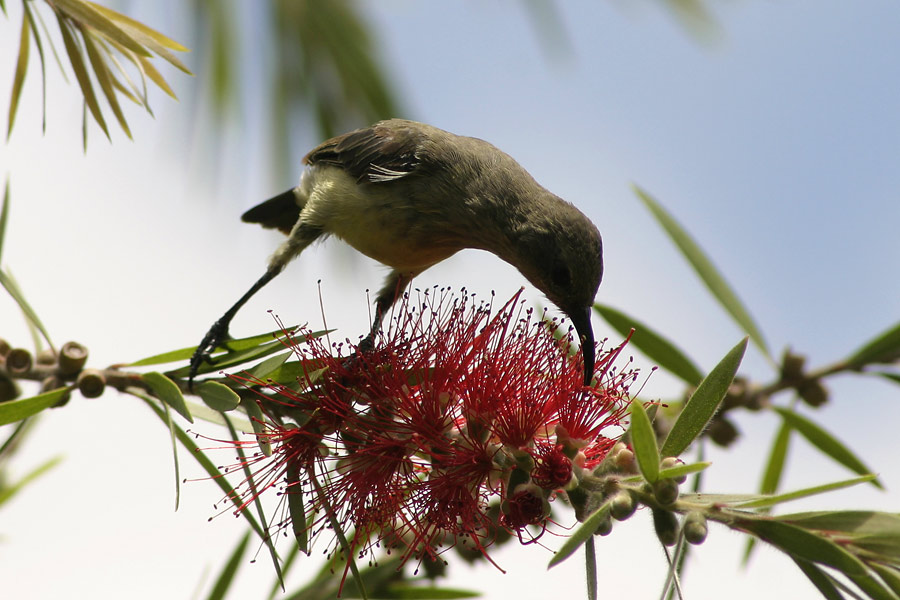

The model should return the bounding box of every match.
[0,179,10,261]
[775,407,882,489]
[629,400,660,482]
[242,397,271,456]
[740,518,868,576]
[136,54,177,99]
[53,0,150,57]
[657,461,711,481]
[134,391,266,540]
[56,16,109,140]
[244,350,292,380]
[88,2,189,51]
[549,502,612,568]
[871,563,900,596]
[585,537,598,600]
[761,420,792,494]
[21,2,48,132]
[128,325,307,367]
[0,456,62,507]
[744,420,793,563]
[737,475,877,509]
[846,571,898,600]
[205,532,251,600]
[845,321,900,368]
[594,303,703,385]
[142,371,192,423]
[792,558,845,600]
[196,380,240,412]
[223,417,283,589]
[634,186,770,358]
[285,455,309,555]
[661,337,748,457]
[0,387,67,426]
[0,269,54,350]
[160,400,181,510]
[8,10,30,138]
[82,33,131,138]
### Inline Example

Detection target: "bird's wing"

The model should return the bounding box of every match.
[303,121,424,184]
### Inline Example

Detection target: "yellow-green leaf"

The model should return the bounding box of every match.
[8,10,30,138]
[53,0,150,57]
[89,2,189,52]
[56,15,109,140]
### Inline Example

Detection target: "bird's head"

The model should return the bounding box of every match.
[511,200,603,385]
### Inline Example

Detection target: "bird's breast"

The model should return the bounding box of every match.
[298,166,461,270]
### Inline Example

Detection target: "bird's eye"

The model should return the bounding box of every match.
[551,263,572,289]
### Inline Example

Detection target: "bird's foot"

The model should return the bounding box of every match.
[188,319,231,391]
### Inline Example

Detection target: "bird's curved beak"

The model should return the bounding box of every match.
[569,306,596,386]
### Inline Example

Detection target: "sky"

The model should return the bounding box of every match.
[1,1,899,599]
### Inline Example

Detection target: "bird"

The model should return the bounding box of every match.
[189,119,603,387]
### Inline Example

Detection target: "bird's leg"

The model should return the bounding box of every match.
[357,269,416,354]
[189,266,281,388]
[188,222,324,390]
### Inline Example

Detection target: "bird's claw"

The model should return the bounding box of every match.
[188,320,231,391]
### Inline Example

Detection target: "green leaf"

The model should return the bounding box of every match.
[660,337,748,457]
[872,371,900,386]
[594,303,703,385]
[871,563,900,596]
[0,269,54,350]
[244,350,292,380]
[736,475,878,509]
[761,420,792,495]
[8,10,30,139]
[128,325,306,367]
[142,371,192,423]
[0,387,68,426]
[744,420,792,563]
[242,397,271,456]
[740,518,868,576]
[285,451,309,555]
[792,558,845,600]
[223,416,283,589]
[0,179,10,262]
[380,586,480,599]
[845,321,900,368]
[548,501,611,568]
[196,380,241,412]
[56,15,110,140]
[0,455,62,507]
[205,532,251,600]
[629,400,660,483]
[585,536,598,600]
[634,185,771,359]
[774,407,882,489]
[169,339,291,380]
[160,400,181,510]
[657,461,711,481]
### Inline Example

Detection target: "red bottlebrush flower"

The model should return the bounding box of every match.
[216,287,636,573]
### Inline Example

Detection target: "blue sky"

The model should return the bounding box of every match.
[1,2,899,599]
